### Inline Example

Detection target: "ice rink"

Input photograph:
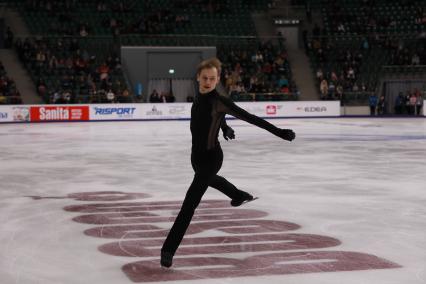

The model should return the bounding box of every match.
[0,117,425,284]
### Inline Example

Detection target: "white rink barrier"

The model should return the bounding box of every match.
[0,101,340,123]
[0,105,31,122]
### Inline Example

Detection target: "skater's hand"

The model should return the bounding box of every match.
[275,128,296,141]
[223,125,235,140]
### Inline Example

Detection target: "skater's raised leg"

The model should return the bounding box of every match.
[208,175,253,206]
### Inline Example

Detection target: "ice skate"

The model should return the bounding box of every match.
[231,193,258,207]
[160,251,173,268]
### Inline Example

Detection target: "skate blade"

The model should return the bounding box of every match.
[241,197,259,205]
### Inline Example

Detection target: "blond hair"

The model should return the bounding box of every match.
[196,57,222,76]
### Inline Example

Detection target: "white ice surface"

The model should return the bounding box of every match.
[0,118,425,284]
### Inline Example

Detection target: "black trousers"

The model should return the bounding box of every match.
[161,146,245,256]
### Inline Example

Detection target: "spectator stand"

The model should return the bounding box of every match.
[7,0,296,104]
[304,0,425,107]
[14,36,132,104]
[0,61,22,105]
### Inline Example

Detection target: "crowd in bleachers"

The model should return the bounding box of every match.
[307,20,425,102]
[2,0,424,109]
[388,36,426,66]
[1,0,286,104]
[305,0,425,105]
[14,37,132,104]
[0,61,22,105]
[321,0,425,36]
[11,34,297,104]
[23,0,182,36]
[220,40,297,101]
[3,0,292,104]
[17,0,261,37]
[308,32,372,100]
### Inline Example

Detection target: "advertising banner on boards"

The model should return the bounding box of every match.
[0,106,30,122]
[30,106,89,122]
[0,101,341,123]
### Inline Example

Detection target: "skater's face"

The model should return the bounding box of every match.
[197,67,219,94]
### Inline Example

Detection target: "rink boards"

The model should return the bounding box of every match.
[0,101,341,123]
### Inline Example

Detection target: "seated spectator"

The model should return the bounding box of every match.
[316,68,324,82]
[63,90,72,103]
[352,82,359,92]
[236,82,246,94]
[330,71,338,83]
[117,89,132,103]
[160,91,168,103]
[75,57,88,73]
[61,75,72,89]
[106,89,115,103]
[347,66,356,81]
[149,89,161,103]
[37,79,47,98]
[229,83,239,96]
[278,76,289,88]
[165,92,176,103]
[320,79,328,99]
[79,25,89,37]
[336,83,343,100]
[361,37,369,50]
[280,84,289,94]
[97,1,108,12]
[54,93,68,104]
[97,62,110,81]
[412,53,420,65]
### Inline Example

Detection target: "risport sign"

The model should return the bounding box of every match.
[90,104,138,120]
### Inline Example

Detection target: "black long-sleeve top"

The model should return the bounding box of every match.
[190,89,280,152]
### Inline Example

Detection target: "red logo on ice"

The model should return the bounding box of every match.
[30,106,89,121]
[266,105,277,115]
[57,191,401,283]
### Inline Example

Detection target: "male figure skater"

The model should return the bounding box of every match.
[161,57,295,267]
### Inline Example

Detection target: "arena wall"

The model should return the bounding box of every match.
[0,101,341,123]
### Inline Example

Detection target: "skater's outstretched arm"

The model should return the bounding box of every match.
[220,118,235,140]
[217,96,295,141]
